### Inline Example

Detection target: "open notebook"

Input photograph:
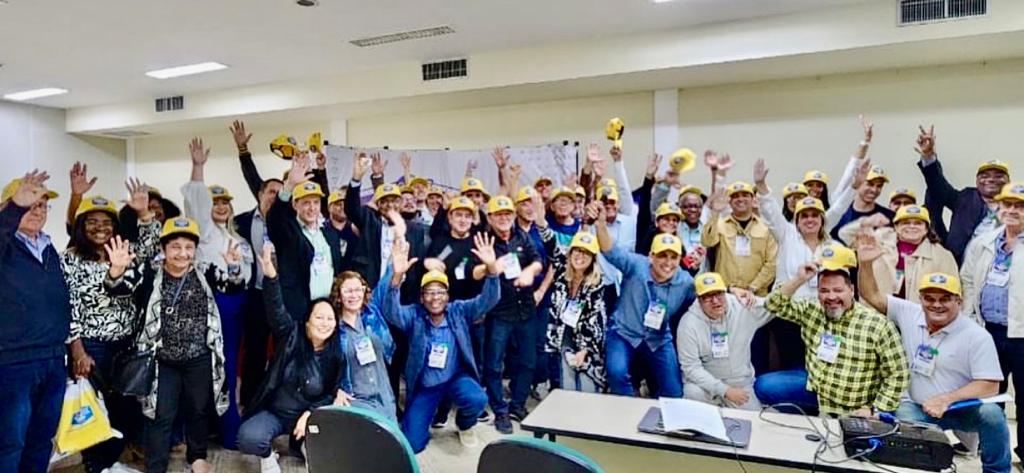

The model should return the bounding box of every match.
[636,398,752,448]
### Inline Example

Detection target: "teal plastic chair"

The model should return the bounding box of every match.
[477,436,604,473]
[305,406,420,473]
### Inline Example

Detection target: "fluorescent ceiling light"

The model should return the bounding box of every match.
[651,0,677,3]
[3,87,68,101]
[145,61,227,79]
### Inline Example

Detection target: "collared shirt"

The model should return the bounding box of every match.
[338,316,395,410]
[974,205,1001,237]
[299,219,334,300]
[602,246,695,351]
[489,227,541,322]
[701,214,778,295]
[250,210,268,289]
[594,212,637,292]
[980,232,1016,325]
[885,296,1002,403]
[15,231,52,264]
[766,292,909,414]
[420,316,459,388]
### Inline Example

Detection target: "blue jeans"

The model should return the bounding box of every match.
[403,373,487,453]
[215,291,245,450]
[897,401,1010,473]
[484,317,536,415]
[560,353,599,393]
[753,369,819,415]
[435,321,486,421]
[604,330,682,397]
[0,357,66,473]
[237,410,298,458]
[986,323,1024,459]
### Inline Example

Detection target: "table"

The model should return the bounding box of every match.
[520,390,944,473]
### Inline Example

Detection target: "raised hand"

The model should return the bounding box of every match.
[370,152,387,176]
[729,286,756,309]
[69,162,97,196]
[645,153,663,178]
[352,152,371,181]
[400,152,412,172]
[492,147,508,169]
[391,238,419,276]
[796,261,819,282]
[464,159,478,178]
[385,210,406,238]
[859,114,873,143]
[256,242,277,279]
[717,153,733,173]
[471,232,497,268]
[914,125,935,158]
[707,187,728,214]
[610,145,623,162]
[287,151,313,188]
[315,151,326,170]
[753,159,769,185]
[125,177,151,216]
[852,158,872,190]
[188,137,210,166]
[855,227,883,263]
[594,160,608,179]
[564,172,578,189]
[586,143,604,166]
[584,200,602,223]
[532,192,546,222]
[222,239,244,267]
[703,150,720,170]
[104,235,136,279]
[11,169,52,208]
[229,120,252,150]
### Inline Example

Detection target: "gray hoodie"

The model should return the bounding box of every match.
[676,293,773,397]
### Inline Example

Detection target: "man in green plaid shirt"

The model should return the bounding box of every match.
[756,245,909,416]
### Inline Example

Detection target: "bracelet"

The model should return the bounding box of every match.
[238,145,249,154]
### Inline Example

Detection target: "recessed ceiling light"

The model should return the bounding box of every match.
[3,88,68,101]
[145,62,227,79]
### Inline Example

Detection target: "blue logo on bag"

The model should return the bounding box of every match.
[72,406,95,427]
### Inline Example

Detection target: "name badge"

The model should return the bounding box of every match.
[354,336,376,366]
[735,235,751,257]
[428,342,449,369]
[987,264,1010,287]
[501,252,522,280]
[816,332,842,364]
[455,258,467,281]
[710,331,729,359]
[561,300,582,329]
[912,344,938,377]
[643,302,667,330]
[311,251,331,276]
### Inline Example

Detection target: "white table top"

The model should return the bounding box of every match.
[520,390,936,473]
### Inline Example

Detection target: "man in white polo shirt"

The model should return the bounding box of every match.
[859,244,1010,473]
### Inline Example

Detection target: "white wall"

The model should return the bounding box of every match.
[133,120,329,213]
[676,59,1024,199]
[0,102,125,247]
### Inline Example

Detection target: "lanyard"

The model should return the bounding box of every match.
[164,273,189,315]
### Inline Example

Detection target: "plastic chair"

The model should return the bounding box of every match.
[305,406,420,473]
[477,436,604,473]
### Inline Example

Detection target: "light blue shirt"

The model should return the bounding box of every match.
[420,317,459,388]
[595,213,637,293]
[980,232,1017,325]
[300,219,334,300]
[250,211,268,289]
[15,231,52,263]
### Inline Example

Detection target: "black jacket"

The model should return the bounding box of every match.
[267,195,344,322]
[244,277,343,418]
[918,159,988,264]
[345,182,430,290]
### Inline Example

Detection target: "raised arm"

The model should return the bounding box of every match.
[461,232,503,323]
[345,152,372,227]
[182,138,216,241]
[872,321,910,413]
[753,159,787,241]
[855,232,889,314]
[700,188,728,249]
[0,170,48,256]
[66,162,97,231]
[609,146,634,215]
[256,245,297,341]
[914,125,960,211]
[230,120,263,199]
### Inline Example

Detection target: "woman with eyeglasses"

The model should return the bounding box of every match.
[62,178,159,473]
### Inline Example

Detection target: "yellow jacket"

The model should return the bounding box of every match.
[701,214,778,295]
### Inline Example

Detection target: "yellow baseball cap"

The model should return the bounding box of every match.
[597,178,618,190]
[160,216,201,241]
[208,185,233,201]
[995,182,1024,202]
[74,196,118,220]
[977,159,1010,176]
[551,186,576,201]
[515,186,537,204]
[574,185,586,198]
[889,187,917,203]
[803,170,829,186]
[373,183,401,203]
[570,232,599,255]
[650,233,683,256]
[400,184,415,195]
[421,270,449,288]
[533,176,553,188]
[597,186,619,203]
[327,190,345,206]
[408,176,430,188]
[307,132,323,153]
[487,195,515,214]
[818,243,857,273]
[726,181,755,197]
[606,117,625,148]
[654,202,683,220]
[427,186,444,197]
[695,273,727,297]
[918,272,962,297]
[669,148,696,173]
[448,196,476,214]
[148,187,163,198]
[270,134,299,160]
[866,165,889,184]
[292,181,325,201]
[894,205,931,225]
[460,178,489,198]
[1,178,59,203]
[794,197,825,215]
[679,185,702,198]
[783,183,809,199]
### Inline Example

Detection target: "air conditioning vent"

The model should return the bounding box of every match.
[899,0,986,25]
[422,59,467,81]
[350,26,455,48]
[104,130,152,138]
[155,96,184,112]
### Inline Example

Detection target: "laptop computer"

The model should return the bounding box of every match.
[637,407,752,448]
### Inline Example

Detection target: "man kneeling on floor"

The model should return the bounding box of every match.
[858,237,1011,473]
[383,235,503,453]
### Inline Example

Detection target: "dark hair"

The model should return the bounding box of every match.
[300,297,342,397]
[783,205,795,222]
[159,233,199,247]
[819,186,832,210]
[70,211,121,262]
[260,179,284,192]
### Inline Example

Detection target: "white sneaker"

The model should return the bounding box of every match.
[458,427,480,448]
[260,452,282,473]
[185,459,213,473]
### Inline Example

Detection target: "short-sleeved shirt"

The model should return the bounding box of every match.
[886,297,1003,403]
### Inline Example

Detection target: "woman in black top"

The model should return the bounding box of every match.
[238,245,345,473]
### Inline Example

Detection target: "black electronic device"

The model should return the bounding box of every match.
[839,417,954,472]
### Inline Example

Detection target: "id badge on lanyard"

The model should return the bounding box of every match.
[987,262,1010,287]
[644,301,667,330]
[816,332,842,364]
[735,235,752,257]
[561,300,582,329]
[710,330,729,359]
[912,343,938,377]
[501,252,522,279]
[354,336,376,366]
[455,258,468,281]
[428,343,449,369]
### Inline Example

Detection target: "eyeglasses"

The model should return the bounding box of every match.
[422,290,448,298]
[341,287,366,296]
[30,202,52,212]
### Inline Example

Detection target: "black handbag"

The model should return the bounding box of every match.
[111,347,156,397]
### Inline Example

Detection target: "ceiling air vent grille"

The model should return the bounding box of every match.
[422,59,467,81]
[104,130,152,138]
[899,0,986,25]
[350,26,455,48]
[155,96,184,113]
